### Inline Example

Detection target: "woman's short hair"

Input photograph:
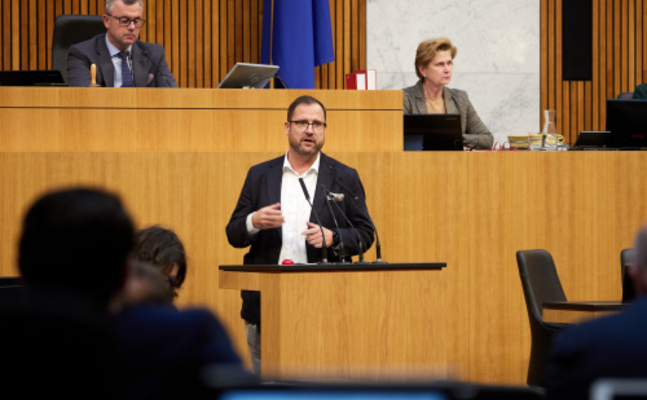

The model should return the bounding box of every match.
[414,37,458,80]
[131,226,186,296]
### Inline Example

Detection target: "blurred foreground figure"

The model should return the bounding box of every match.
[0,188,134,399]
[545,225,647,400]
[111,260,174,310]
[0,187,250,400]
[131,225,187,301]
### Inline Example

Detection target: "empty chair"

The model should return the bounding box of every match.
[621,248,636,303]
[516,249,570,387]
[51,15,105,83]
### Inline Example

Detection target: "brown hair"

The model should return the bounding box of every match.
[132,226,186,297]
[414,37,457,80]
[287,95,326,121]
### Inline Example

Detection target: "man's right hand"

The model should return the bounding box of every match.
[251,203,285,230]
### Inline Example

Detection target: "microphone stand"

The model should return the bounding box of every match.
[335,180,385,264]
[322,186,368,264]
[298,178,329,264]
[321,185,348,264]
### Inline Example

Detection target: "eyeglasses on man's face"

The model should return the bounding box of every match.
[289,120,327,132]
[107,14,146,28]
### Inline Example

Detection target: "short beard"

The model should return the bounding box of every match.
[289,133,324,156]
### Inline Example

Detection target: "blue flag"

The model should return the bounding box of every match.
[261,0,335,89]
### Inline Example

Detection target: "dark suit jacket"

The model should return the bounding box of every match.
[226,152,375,324]
[545,297,647,400]
[633,83,647,99]
[67,33,177,87]
[0,287,248,400]
[0,287,124,400]
[114,305,248,399]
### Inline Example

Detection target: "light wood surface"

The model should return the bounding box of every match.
[220,268,452,381]
[0,0,366,89]
[542,308,618,324]
[0,151,645,384]
[542,301,624,324]
[0,88,402,152]
[541,0,647,143]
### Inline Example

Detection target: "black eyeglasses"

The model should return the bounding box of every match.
[106,14,146,28]
[289,120,327,132]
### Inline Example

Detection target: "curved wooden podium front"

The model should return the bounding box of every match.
[219,263,447,380]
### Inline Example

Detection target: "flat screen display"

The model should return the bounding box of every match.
[605,99,647,149]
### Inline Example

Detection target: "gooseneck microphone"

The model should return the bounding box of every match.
[321,184,347,263]
[335,180,384,264]
[321,185,367,264]
[298,178,329,263]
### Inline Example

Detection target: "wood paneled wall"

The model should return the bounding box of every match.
[0,0,365,89]
[542,0,647,143]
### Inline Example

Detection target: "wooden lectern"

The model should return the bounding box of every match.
[219,263,446,381]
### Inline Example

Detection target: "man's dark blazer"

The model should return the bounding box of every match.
[545,297,647,400]
[633,83,647,99]
[67,33,177,87]
[114,305,248,399]
[226,152,375,325]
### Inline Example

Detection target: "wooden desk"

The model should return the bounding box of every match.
[2,89,647,384]
[219,263,447,380]
[543,301,625,324]
[0,87,402,152]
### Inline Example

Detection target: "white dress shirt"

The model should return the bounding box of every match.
[246,152,320,264]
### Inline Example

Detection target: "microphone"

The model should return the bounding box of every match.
[321,185,367,264]
[335,180,385,264]
[143,50,174,87]
[298,178,329,264]
[321,184,347,263]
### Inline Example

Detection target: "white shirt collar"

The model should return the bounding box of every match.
[105,35,132,57]
[282,151,321,176]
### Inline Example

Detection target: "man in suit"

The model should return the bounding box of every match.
[226,95,375,375]
[545,226,647,400]
[67,0,177,87]
[632,83,647,99]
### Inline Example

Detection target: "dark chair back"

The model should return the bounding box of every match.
[617,92,634,99]
[516,249,568,387]
[0,276,26,308]
[51,15,105,83]
[621,248,636,303]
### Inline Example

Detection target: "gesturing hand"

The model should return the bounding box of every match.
[252,203,285,230]
[302,222,334,248]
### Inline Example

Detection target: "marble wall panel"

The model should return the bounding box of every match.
[367,0,541,145]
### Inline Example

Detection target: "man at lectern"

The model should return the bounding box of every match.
[226,95,375,375]
[67,0,177,87]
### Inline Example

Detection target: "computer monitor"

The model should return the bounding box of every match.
[217,63,279,89]
[605,99,647,148]
[403,114,463,151]
[573,131,611,149]
[0,70,66,86]
[591,379,647,400]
